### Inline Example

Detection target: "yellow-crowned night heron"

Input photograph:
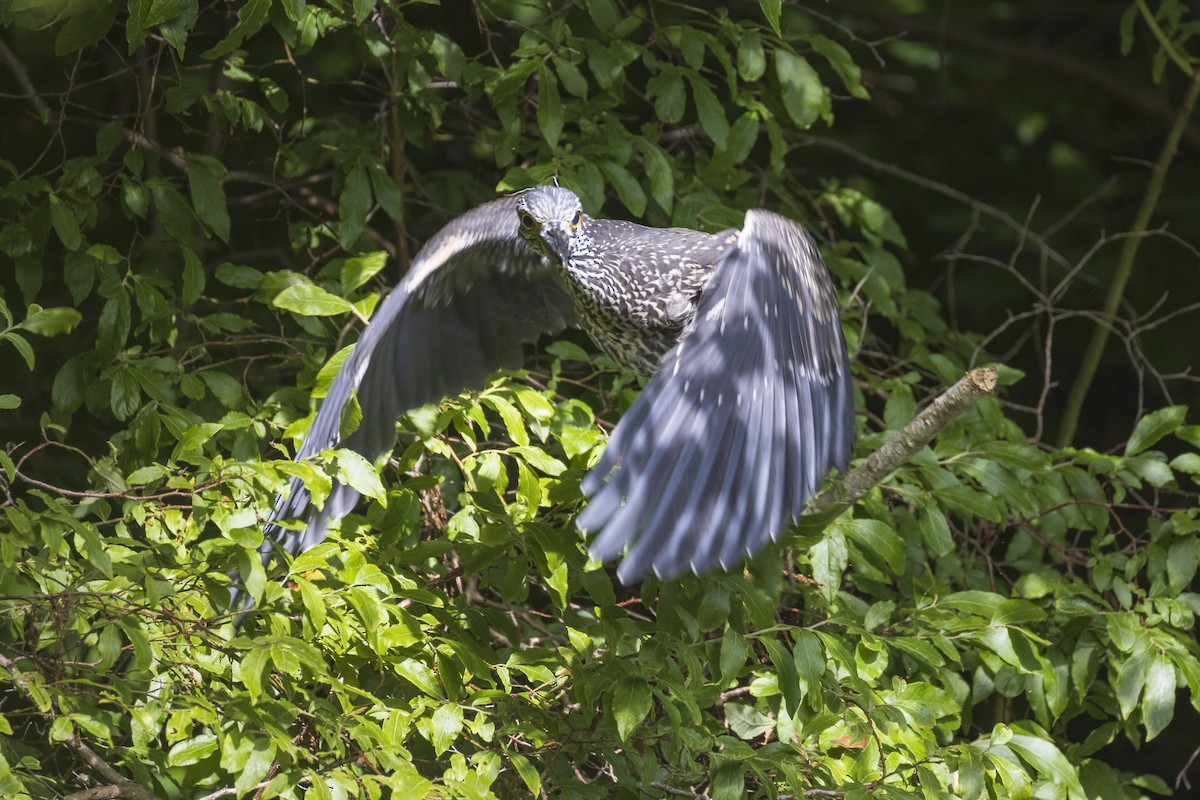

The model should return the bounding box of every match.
[266,186,854,584]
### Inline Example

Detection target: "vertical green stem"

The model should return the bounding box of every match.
[1056,67,1200,448]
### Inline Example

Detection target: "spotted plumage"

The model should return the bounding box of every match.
[264,185,854,584]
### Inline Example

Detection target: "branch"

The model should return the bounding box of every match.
[807,367,1000,517]
[0,33,49,119]
[64,789,124,800]
[1057,67,1200,446]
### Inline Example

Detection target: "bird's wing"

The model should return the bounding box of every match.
[267,195,575,557]
[578,210,854,584]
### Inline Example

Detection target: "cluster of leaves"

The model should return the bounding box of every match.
[0,1,1197,798]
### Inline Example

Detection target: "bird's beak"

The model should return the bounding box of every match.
[541,224,570,263]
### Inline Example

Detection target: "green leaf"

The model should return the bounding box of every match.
[688,77,729,149]
[186,153,230,242]
[97,293,131,362]
[201,0,270,58]
[935,485,1003,522]
[233,740,275,796]
[366,159,403,221]
[1167,535,1199,594]
[612,676,652,742]
[635,139,674,212]
[21,306,82,336]
[55,0,117,55]
[840,518,905,572]
[201,370,244,408]
[238,647,267,705]
[598,161,646,217]
[759,0,782,35]
[182,247,204,304]
[339,162,372,248]
[337,393,362,440]
[126,464,165,485]
[805,33,869,99]
[711,760,746,800]
[168,733,218,767]
[940,590,1008,618]
[48,194,82,250]
[341,251,387,292]
[0,394,18,409]
[512,386,554,422]
[75,520,113,577]
[810,527,848,604]
[554,55,589,98]
[110,369,141,420]
[336,449,386,503]
[719,628,749,684]
[537,65,564,148]
[172,422,223,458]
[430,704,463,755]
[1006,734,1085,799]
[149,179,196,244]
[1116,651,1149,719]
[586,0,618,30]
[648,69,686,123]
[312,345,354,399]
[273,283,355,317]
[737,35,766,81]
[918,505,953,556]
[397,658,442,698]
[3,332,34,370]
[763,636,800,711]
[508,751,541,796]
[127,0,195,50]
[510,445,565,476]
[215,262,263,289]
[1125,405,1187,456]
[792,629,824,698]
[775,49,828,128]
[484,394,529,447]
[1142,655,1176,740]
[724,703,774,740]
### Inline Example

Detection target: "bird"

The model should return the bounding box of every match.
[263,185,855,585]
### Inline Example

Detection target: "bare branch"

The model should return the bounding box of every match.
[0,33,49,118]
[808,368,1000,516]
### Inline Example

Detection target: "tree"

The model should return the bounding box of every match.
[1,1,1198,797]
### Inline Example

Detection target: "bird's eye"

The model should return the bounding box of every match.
[519,211,536,231]
[569,211,582,229]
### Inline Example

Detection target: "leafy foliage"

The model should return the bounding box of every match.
[0,1,1198,798]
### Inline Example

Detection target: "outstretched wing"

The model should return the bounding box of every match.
[579,210,854,584]
[267,195,575,557]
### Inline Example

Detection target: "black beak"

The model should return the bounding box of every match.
[541,224,570,262]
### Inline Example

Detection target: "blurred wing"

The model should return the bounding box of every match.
[578,210,854,584]
[267,195,575,557]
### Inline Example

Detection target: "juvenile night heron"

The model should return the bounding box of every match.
[265,186,854,584]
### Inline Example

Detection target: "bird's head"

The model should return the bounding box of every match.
[515,186,585,265]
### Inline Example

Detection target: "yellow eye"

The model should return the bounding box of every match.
[569,211,582,229]
[519,211,536,231]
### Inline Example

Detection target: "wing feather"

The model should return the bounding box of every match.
[265,196,575,560]
[581,210,854,583]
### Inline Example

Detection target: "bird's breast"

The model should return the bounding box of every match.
[559,254,711,376]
